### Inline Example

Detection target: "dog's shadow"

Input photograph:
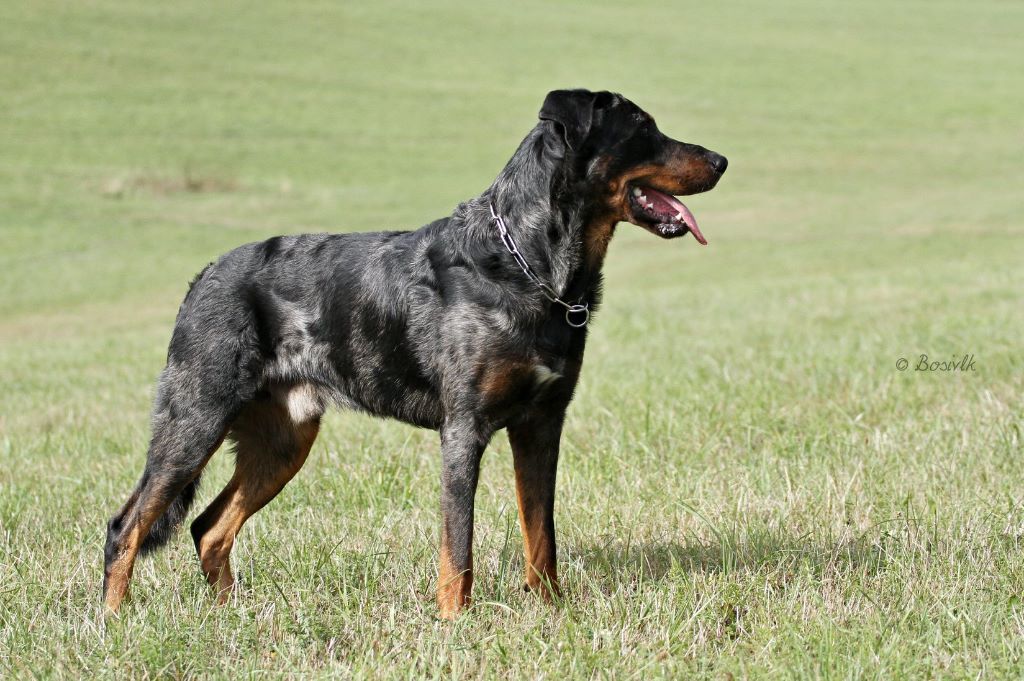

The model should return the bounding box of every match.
[572,528,889,584]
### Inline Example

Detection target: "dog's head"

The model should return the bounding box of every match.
[539,89,727,245]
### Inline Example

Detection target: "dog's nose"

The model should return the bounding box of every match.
[708,153,728,174]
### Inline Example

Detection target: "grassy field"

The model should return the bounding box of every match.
[1,0,1023,677]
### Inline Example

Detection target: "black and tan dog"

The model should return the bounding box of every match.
[103,89,727,619]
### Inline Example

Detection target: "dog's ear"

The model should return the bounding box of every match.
[539,89,616,152]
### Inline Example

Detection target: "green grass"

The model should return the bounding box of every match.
[1,0,1023,677]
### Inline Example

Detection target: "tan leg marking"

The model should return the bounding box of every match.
[513,469,560,599]
[192,397,319,603]
[437,527,473,619]
[104,481,181,612]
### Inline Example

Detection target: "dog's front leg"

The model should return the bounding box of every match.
[507,411,564,600]
[436,417,487,619]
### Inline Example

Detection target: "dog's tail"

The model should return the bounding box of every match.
[139,472,203,555]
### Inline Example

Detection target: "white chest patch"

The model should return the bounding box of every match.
[533,365,562,391]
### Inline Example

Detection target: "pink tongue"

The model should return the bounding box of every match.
[643,187,707,245]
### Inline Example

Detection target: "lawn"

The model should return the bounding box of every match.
[1,0,1023,677]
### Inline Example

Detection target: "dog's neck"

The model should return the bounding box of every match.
[471,124,611,305]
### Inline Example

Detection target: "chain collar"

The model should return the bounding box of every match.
[489,203,589,328]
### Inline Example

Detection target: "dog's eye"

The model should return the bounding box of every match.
[628,116,655,138]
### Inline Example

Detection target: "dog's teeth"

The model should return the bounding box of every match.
[632,187,642,197]
[675,211,684,220]
[639,195,647,202]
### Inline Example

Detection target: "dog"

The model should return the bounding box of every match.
[102,89,727,619]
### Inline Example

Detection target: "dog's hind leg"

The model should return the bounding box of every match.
[102,337,256,613]
[189,388,321,602]
[102,406,230,613]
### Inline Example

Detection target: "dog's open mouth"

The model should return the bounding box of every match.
[627,185,707,245]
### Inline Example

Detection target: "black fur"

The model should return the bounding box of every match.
[102,89,727,613]
[139,476,200,555]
